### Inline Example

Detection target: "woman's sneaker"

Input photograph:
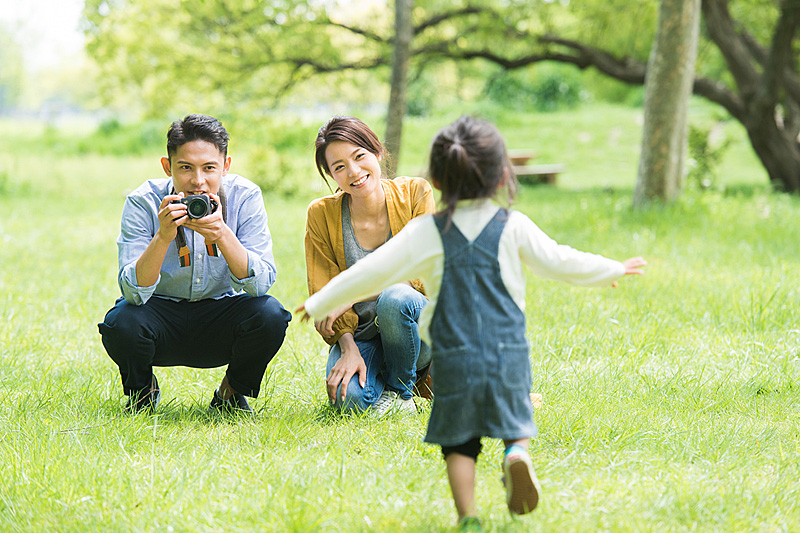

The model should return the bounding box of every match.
[372,390,416,418]
[502,448,541,514]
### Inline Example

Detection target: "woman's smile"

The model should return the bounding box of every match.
[351,174,370,187]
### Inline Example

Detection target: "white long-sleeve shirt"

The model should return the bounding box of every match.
[304,199,625,345]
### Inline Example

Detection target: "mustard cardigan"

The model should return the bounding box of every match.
[304,177,436,345]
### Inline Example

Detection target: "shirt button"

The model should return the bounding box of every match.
[199,253,204,259]
[195,278,201,283]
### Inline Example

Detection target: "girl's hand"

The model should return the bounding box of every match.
[314,303,353,338]
[295,304,311,323]
[612,256,647,287]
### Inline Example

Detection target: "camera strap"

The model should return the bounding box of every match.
[171,186,228,267]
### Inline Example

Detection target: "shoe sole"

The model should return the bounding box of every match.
[505,457,540,514]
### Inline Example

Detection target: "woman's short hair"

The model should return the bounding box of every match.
[314,116,390,186]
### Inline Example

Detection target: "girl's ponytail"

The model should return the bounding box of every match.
[428,116,517,229]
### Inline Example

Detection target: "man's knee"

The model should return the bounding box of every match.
[99,300,150,344]
[239,296,291,332]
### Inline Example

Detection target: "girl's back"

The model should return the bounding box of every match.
[426,207,535,447]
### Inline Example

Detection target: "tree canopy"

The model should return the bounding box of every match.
[83,0,800,192]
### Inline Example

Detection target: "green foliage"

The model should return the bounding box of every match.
[33,118,164,156]
[484,65,587,112]
[405,71,438,117]
[0,163,8,195]
[687,122,733,191]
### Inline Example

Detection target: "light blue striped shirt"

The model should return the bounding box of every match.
[117,174,277,305]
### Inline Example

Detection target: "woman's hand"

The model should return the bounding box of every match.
[314,302,353,338]
[612,256,647,287]
[326,334,366,403]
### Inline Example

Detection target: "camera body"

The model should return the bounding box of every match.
[174,194,218,219]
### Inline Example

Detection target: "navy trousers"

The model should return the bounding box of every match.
[98,294,291,398]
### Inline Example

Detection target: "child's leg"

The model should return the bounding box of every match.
[447,453,477,520]
[502,438,541,514]
[442,438,483,522]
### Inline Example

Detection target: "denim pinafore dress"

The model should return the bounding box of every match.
[424,210,537,446]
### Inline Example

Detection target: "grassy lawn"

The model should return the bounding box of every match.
[0,104,798,531]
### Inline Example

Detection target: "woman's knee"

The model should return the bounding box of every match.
[331,382,372,413]
[376,284,425,318]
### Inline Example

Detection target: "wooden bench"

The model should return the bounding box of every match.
[508,150,563,185]
[513,163,564,185]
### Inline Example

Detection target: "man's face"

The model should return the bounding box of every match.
[160,139,231,196]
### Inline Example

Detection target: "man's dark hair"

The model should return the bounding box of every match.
[166,114,229,160]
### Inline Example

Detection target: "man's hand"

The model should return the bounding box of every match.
[156,193,188,241]
[326,334,366,403]
[182,192,229,243]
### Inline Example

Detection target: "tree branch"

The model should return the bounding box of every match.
[756,2,800,112]
[701,0,761,98]
[327,21,387,43]
[415,6,485,34]
[435,33,746,120]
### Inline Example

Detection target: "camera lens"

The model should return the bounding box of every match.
[187,197,208,218]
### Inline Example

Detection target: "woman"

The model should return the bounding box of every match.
[305,116,435,416]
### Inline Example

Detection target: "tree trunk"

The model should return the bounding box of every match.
[634,0,701,206]
[385,0,413,176]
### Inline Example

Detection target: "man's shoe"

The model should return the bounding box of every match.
[209,389,254,414]
[502,448,541,514]
[125,375,160,414]
[372,390,416,418]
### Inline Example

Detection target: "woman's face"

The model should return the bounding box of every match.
[325,141,382,197]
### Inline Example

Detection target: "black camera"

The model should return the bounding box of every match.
[174,195,218,219]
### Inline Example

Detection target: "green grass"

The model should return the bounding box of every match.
[1,105,799,531]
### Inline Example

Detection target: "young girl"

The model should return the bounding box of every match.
[298,116,646,529]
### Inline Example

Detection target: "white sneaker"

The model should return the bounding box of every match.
[503,449,541,514]
[372,390,416,418]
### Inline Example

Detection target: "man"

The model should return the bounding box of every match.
[98,114,291,414]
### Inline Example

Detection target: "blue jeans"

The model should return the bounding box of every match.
[326,284,430,412]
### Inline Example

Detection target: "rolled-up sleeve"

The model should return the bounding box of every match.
[117,196,159,305]
[230,188,277,297]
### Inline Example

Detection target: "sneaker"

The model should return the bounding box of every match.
[457,516,483,531]
[209,389,254,414]
[125,375,160,414]
[503,448,541,514]
[371,390,416,418]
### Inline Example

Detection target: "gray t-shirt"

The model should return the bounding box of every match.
[341,199,391,340]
